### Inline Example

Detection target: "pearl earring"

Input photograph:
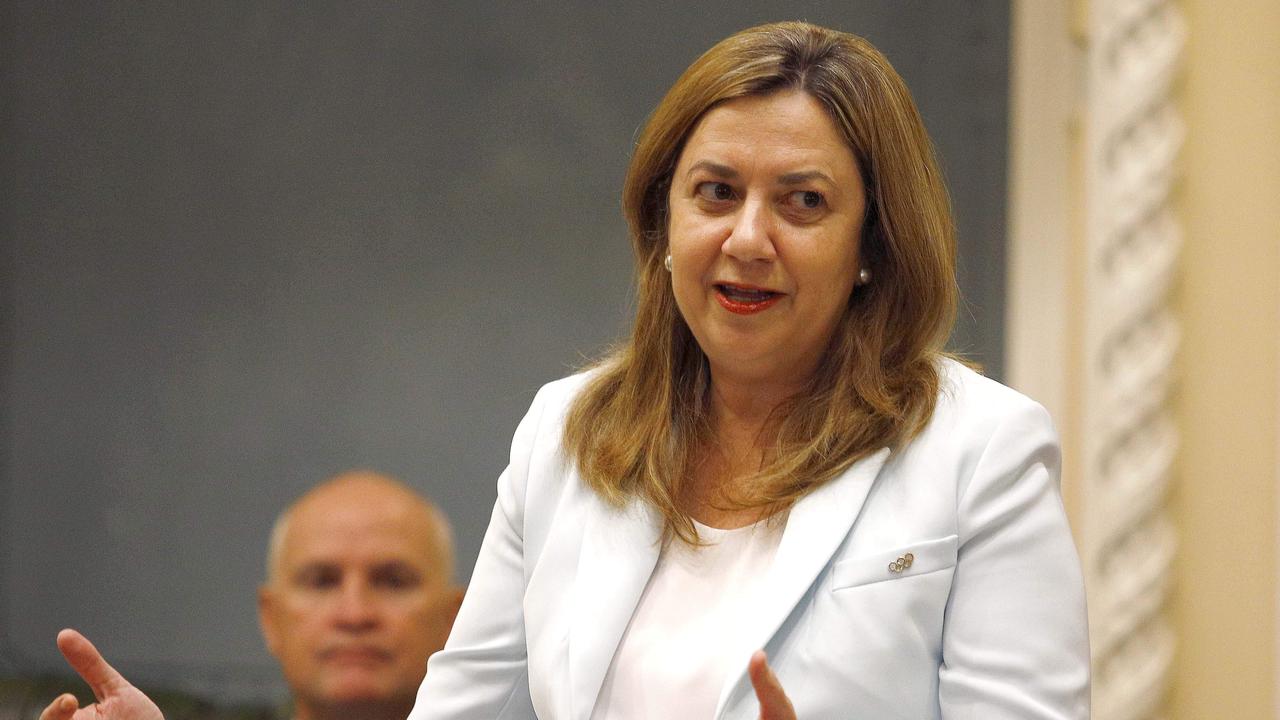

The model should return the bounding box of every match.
[664,254,673,272]
[858,267,872,285]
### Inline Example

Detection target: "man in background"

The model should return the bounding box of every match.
[257,470,464,720]
[38,470,463,720]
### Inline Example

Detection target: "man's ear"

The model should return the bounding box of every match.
[257,585,281,657]
[444,586,466,630]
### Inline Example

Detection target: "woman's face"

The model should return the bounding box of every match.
[667,90,867,388]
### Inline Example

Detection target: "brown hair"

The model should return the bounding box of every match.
[563,21,958,543]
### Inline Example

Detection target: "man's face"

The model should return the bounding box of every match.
[258,486,457,716]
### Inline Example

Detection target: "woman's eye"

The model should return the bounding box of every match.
[788,190,825,210]
[696,182,735,202]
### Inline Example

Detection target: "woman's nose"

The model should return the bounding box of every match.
[721,197,777,263]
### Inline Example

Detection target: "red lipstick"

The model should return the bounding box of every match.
[715,283,782,314]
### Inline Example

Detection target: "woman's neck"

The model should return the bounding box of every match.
[684,366,809,528]
[707,364,808,436]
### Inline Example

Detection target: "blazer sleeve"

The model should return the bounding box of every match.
[938,398,1091,719]
[407,385,551,720]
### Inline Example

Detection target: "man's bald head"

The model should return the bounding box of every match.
[258,470,463,720]
[265,471,454,586]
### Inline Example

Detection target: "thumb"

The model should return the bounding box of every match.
[748,650,796,720]
[56,628,131,703]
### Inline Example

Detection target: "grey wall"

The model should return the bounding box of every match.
[0,1,1009,705]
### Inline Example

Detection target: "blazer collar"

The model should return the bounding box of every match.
[565,447,890,720]
[713,447,892,718]
[568,492,663,720]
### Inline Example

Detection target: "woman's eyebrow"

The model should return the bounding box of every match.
[684,161,834,187]
[684,160,739,180]
[778,170,835,186]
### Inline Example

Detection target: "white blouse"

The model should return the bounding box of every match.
[590,517,786,719]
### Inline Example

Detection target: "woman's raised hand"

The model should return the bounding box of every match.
[749,650,797,720]
[38,629,164,720]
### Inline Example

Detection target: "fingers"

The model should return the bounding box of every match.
[38,693,79,720]
[56,628,130,702]
[748,650,796,720]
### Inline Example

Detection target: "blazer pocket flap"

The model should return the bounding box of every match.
[831,534,958,590]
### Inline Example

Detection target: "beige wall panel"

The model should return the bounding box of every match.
[1007,0,1080,521]
[1170,0,1280,717]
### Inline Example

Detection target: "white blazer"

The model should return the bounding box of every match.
[410,360,1090,719]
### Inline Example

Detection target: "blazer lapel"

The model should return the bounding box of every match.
[568,493,663,720]
[714,447,892,718]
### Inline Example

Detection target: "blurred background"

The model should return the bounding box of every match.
[1,1,1276,719]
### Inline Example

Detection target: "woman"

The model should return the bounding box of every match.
[40,20,1088,720]
[411,20,1088,720]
